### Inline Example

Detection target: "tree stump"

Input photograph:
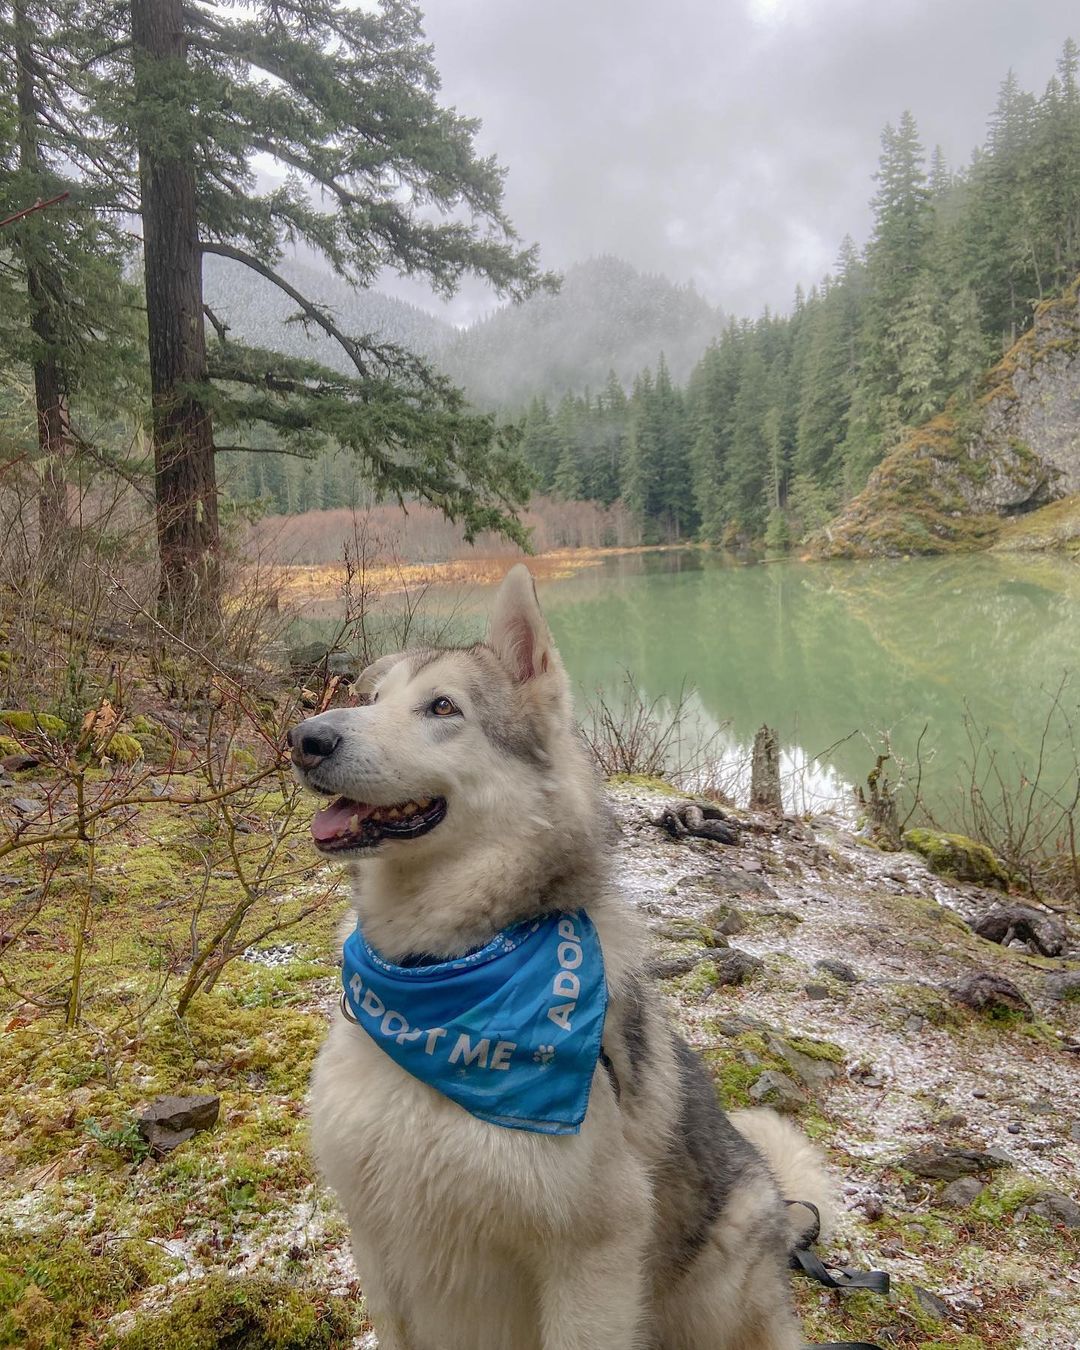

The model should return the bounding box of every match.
[750,725,782,813]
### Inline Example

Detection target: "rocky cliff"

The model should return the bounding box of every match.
[813,278,1080,559]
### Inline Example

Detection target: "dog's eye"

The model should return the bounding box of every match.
[429,696,458,717]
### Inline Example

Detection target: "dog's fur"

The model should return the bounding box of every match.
[296,565,833,1349]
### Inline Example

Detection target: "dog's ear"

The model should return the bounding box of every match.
[488,565,559,686]
[355,651,406,700]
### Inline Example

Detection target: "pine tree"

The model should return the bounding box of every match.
[95,0,552,626]
[0,0,139,560]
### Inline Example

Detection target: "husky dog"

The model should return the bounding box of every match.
[292,565,834,1350]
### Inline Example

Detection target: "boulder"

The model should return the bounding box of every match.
[949,971,1032,1019]
[903,829,1009,889]
[748,1070,808,1112]
[941,1177,985,1208]
[973,903,1066,957]
[1043,971,1080,1002]
[1028,1190,1080,1228]
[137,1094,220,1155]
[814,957,860,984]
[899,1145,1011,1180]
[711,948,764,986]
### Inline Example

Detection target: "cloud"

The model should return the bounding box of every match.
[386,0,1078,321]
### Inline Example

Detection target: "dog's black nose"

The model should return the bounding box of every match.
[288,723,342,771]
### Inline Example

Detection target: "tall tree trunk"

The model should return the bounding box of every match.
[131,0,220,632]
[14,0,72,566]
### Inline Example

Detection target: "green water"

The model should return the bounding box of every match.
[298,549,1080,820]
[455,550,1080,820]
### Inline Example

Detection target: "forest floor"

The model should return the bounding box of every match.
[2,766,1077,1349]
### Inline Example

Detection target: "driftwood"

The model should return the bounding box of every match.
[654,800,739,845]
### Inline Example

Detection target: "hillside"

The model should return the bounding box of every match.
[813,278,1080,560]
[203,254,455,371]
[440,256,726,406]
[4,763,1077,1348]
[204,253,725,409]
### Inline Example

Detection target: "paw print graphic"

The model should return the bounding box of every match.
[533,1044,556,1065]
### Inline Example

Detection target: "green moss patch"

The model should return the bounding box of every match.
[113,1274,357,1350]
[903,830,1010,890]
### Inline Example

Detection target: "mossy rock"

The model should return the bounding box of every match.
[903,828,1010,889]
[0,734,25,757]
[103,732,144,765]
[0,709,67,736]
[113,1273,355,1349]
[608,773,681,795]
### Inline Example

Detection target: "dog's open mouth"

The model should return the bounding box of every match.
[310,795,448,852]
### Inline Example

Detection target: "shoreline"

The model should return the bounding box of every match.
[267,542,700,608]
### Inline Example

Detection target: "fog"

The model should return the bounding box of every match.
[378,0,1078,322]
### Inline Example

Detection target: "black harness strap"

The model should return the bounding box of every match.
[786,1201,890,1350]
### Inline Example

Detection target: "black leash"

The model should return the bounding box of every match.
[787,1201,890,1350]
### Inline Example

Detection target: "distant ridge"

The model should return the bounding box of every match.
[203,253,454,370]
[204,252,725,407]
[442,256,725,406]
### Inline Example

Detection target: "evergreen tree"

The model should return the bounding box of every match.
[95,0,552,625]
[0,0,139,558]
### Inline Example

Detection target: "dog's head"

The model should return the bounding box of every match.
[288,565,585,861]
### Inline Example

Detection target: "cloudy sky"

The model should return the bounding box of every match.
[383,0,1077,324]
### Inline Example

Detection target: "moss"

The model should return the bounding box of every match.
[0,1227,178,1350]
[0,710,67,736]
[681,961,721,994]
[607,773,680,795]
[112,1274,357,1350]
[782,1034,845,1064]
[903,829,1010,890]
[970,1174,1047,1225]
[0,734,26,757]
[103,733,144,765]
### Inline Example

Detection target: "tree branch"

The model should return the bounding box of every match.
[199,240,375,378]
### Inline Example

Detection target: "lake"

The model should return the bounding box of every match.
[298,549,1080,823]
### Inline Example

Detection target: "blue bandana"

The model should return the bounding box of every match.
[341,910,607,1135]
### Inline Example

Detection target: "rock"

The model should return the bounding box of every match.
[972,903,1066,956]
[912,1286,950,1322]
[1070,1121,1080,1145]
[711,948,764,986]
[949,971,1032,1019]
[748,1070,808,1111]
[137,1094,220,1154]
[11,798,40,816]
[860,1194,885,1222]
[1044,971,1080,1002]
[941,1177,985,1208]
[1029,1190,1080,1228]
[288,642,358,682]
[803,983,832,1001]
[1,753,38,773]
[814,957,859,983]
[647,950,714,980]
[768,1038,842,1091]
[703,902,746,936]
[903,829,1010,889]
[899,1145,1011,1180]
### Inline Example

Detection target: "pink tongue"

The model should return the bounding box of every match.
[311,798,375,843]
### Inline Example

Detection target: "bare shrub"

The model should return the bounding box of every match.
[580,672,727,787]
[244,494,643,566]
[911,678,1080,907]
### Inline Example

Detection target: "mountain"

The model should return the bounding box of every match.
[204,252,725,408]
[812,277,1080,559]
[443,256,725,406]
[202,253,455,371]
